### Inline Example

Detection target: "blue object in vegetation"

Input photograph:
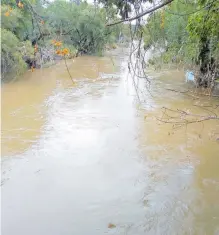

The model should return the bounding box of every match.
[185,70,195,82]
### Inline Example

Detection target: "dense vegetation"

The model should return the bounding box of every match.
[143,0,219,87]
[1,0,122,81]
[2,0,218,87]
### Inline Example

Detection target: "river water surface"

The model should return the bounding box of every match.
[1,48,219,235]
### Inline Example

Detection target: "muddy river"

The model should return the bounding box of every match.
[1,48,219,235]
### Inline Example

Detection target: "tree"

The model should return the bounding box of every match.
[1,0,121,80]
[45,1,116,54]
[1,28,33,79]
[187,0,219,86]
[141,0,219,87]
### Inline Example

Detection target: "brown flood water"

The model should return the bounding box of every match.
[1,48,219,235]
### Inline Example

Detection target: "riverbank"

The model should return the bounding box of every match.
[2,43,124,83]
[146,59,219,95]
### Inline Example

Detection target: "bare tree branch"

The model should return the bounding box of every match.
[157,106,219,127]
[107,0,174,26]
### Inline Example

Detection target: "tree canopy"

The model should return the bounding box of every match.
[1,0,121,81]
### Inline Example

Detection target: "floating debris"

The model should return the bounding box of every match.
[185,70,195,82]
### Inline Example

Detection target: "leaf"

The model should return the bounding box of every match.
[4,11,10,17]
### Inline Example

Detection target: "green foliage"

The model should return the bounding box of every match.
[1,0,122,81]
[18,41,35,60]
[1,5,23,31]
[45,1,118,54]
[187,0,219,65]
[1,3,37,41]
[1,3,36,81]
[143,0,219,74]
[1,28,27,80]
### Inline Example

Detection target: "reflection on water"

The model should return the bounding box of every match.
[1,48,219,235]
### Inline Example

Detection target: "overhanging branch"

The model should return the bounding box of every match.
[107,0,174,26]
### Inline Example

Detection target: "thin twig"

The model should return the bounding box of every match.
[157,106,219,126]
[64,58,75,85]
[166,88,219,97]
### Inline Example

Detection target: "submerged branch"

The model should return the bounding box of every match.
[64,58,75,85]
[157,106,219,126]
[166,88,219,98]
